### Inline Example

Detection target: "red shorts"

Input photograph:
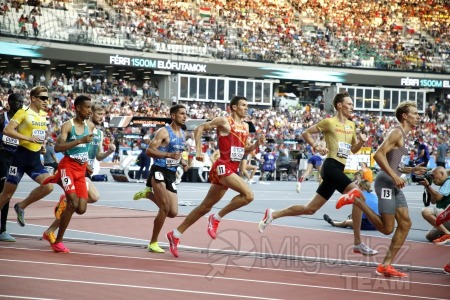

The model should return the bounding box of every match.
[209,160,239,186]
[54,156,88,199]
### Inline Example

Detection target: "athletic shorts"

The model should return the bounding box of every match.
[361,218,376,230]
[308,155,323,169]
[209,160,239,186]
[6,146,48,185]
[53,156,88,199]
[147,164,177,194]
[317,158,352,200]
[375,171,407,215]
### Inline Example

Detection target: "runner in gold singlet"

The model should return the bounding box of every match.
[258,91,378,256]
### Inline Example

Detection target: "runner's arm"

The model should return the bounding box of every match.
[146,127,172,159]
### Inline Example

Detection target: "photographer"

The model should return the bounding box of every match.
[418,166,450,245]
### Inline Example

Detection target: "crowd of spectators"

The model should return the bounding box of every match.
[1,79,448,165]
[1,0,450,72]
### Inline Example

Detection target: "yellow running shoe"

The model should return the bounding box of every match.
[54,195,67,220]
[147,242,165,253]
[133,186,152,201]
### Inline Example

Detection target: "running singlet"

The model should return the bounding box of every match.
[153,125,186,172]
[10,107,47,152]
[386,126,408,177]
[87,128,103,168]
[316,116,356,165]
[216,117,248,168]
[0,112,19,153]
[65,119,90,164]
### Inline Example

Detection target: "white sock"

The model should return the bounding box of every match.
[214,214,221,221]
[173,229,181,238]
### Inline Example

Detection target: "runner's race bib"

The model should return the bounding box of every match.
[32,129,46,142]
[2,134,19,146]
[166,157,181,167]
[230,146,245,161]
[337,142,351,158]
[70,152,89,164]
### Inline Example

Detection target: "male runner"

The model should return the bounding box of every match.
[133,104,187,253]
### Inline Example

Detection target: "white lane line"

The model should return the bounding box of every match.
[1,256,449,290]
[0,275,280,300]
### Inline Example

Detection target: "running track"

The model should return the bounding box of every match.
[0,179,449,299]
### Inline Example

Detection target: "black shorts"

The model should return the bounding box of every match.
[147,164,177,194]
[317,158,352,200]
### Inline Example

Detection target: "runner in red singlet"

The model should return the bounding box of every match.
[166,96,265,257]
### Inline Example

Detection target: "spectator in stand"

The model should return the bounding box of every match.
[436,135,448,168]
[43,138,58,174]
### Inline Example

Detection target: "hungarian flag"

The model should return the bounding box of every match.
[200,7,211,19]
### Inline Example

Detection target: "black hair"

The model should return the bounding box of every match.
[229,96,247,111]
[170,104,186,115]
[74,95,91,107]
[7,93,24,106]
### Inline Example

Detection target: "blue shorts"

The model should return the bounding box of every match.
[361,218,376,230]
[308,155,323,169]
[6,146,48,185]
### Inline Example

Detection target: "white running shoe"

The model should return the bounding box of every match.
[353,242,378,256]
[258,208,274,233]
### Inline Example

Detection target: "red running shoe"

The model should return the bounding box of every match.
[166,231,180,258]
[51,242,70,253]
[444,264,450,275]
[207,214,220,239]
[336,188,362,209]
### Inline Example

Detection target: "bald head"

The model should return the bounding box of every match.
[432,166,448,185]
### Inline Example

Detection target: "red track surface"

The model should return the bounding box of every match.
[0,199,449,299]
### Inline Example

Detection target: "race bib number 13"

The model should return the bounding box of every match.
[381,188,392,200]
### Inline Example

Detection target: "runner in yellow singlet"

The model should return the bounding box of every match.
[0,86,54,227]
[258,91,378,256]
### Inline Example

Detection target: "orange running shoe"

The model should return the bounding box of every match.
[433,234,450,245]
[376,264,407,278]
[54,195,67,220]
[336,188,362,209]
